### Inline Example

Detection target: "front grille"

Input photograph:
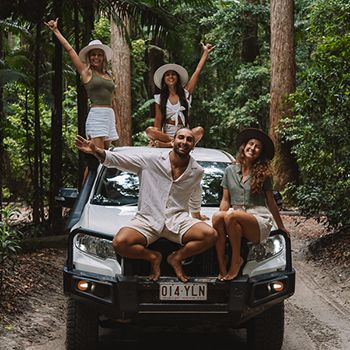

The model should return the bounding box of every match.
[122,238,249,277]
[123,239,219,277]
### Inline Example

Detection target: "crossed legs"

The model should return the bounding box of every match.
[212,210,260,280]
[146,126,205,147]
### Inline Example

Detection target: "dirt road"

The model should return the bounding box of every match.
[1,216,349,349]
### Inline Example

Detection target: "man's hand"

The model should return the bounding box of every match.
[75,135,107,163]
[75,135,95,154]
[191,212,209,221]
[75,135,97,154]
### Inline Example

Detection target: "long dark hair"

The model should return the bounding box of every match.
[236,143,272,193]
[159,71,189,127]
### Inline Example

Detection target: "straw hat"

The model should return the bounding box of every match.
[236,128,275,160]
[153,63,189,89]
[78,40,112,63]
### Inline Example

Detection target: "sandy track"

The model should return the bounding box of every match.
[1,223,349,349]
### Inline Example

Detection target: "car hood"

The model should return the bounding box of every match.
[74,204,218,239]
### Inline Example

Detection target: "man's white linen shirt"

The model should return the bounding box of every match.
[103,149,203,233]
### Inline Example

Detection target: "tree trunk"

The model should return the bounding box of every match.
[147,45,165,98]
[111,17,132,146]
[0,32,4,219]
[33,23,43,224]
[48,0,63,235]
[74,1,89,186]
[269,0,299,189]
[241,0,259,63]
[146,45,165,119]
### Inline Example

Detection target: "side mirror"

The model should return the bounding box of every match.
[273,191,283,209]
[55,188,79,208]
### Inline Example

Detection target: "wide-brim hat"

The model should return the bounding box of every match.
[153,63,189,89]
[78,40,112,63]
[236,128,275,160]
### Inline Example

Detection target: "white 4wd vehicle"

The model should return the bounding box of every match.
[59,146,295,350]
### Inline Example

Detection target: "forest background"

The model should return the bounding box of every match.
[0,0,349,261]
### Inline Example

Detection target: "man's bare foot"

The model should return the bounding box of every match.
[224,257,244,281]
[147,251,162,281]
[167,252,189,283]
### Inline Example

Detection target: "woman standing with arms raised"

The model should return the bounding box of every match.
[45,18,119,150]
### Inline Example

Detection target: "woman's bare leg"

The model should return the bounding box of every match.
[146,126,173,143]
[223,211,260,280]
[212,211,228,280]
[192,126,205,146]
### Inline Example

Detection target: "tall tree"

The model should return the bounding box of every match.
[32,22,44,223]
[269,0,298,189]
[241,0,259,63]
[111,16,132,146]
[0,31,4,220]
[48,0,63,234]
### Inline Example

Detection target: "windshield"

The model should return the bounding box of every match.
[91,161,230,207]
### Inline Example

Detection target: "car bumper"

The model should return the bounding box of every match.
[63,267,295,325]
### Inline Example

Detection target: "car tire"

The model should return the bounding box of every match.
[66,298,98,350]
[247,302,284,350]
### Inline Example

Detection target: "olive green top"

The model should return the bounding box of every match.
[84,70,115,105]
[221,163,273,207]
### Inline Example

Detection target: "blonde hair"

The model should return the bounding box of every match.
[86,50,108,73]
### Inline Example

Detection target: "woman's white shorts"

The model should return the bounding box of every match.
[85,107,119,141]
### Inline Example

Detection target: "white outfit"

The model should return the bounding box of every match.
[103,149,203,245]
[154,89,192,137]
[85,107,119,141]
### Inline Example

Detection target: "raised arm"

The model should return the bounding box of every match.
[185,42,215,95]
[45,18,87,76]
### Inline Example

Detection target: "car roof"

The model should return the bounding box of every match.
[109,146,234,163]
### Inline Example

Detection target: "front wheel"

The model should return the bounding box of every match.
[66,298,98,350]
[247,302,285,350]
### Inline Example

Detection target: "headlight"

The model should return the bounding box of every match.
[75,233,116,260]
[247,235,284,262]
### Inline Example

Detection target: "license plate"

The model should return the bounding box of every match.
[159,282,207,300]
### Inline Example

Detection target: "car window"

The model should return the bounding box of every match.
[91,161,231,207]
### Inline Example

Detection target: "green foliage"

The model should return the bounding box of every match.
[0,204,22,292]
[205,63,270,150]
[92,17,111,44]
[282,1,350,229]
[150,1,271,153]
[0,204,22,265]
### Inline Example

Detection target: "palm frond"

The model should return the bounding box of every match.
[0,19,31,38]
[0,69,29,86]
